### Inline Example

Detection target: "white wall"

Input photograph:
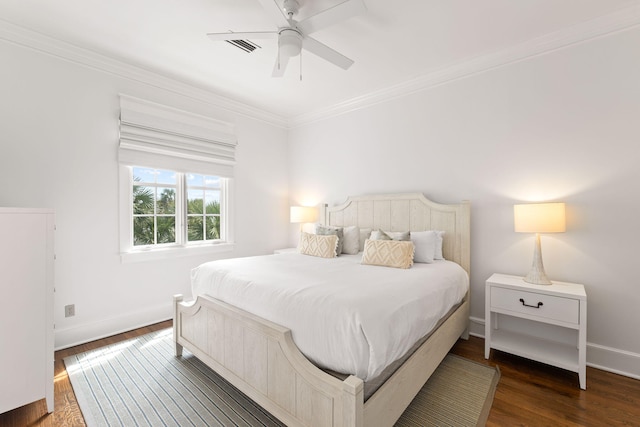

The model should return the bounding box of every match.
[0,40,290,349]
[288,27,640,378]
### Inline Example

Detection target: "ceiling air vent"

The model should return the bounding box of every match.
[225,39,261,53]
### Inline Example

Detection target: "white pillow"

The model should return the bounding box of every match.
[411,231,437,263]
[342,226,360,255]
[411,230,446,262]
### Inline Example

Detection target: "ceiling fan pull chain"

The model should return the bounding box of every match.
[299,50,303,81]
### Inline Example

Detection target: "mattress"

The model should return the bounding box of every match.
[191,252,469,383]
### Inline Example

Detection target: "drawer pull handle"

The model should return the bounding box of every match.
[519,298,543,309]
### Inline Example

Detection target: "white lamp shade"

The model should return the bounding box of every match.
[290,206,318,224]
[514,203,566,233]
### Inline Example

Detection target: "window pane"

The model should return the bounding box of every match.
[157,187,176,214]
[188,216,204,241]
[205,216,220,240]
[204,176,221,188]
[187,189,204,214]
[156,170,176,185]
[133,167,156,183]
[186,173,204,187]
[133,186,154,214]
[205,191,220,214]
[156,216,176,244]
[133,217,154,246]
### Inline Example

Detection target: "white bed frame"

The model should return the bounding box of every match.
[173,193,470,427]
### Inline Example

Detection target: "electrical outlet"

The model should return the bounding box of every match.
[65,304,75,317]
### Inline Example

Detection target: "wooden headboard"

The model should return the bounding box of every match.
[323,193,471,275]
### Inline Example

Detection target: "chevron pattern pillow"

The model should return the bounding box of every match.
[361,239,415,269]
[299,232,339,258]
[316,225,344,255]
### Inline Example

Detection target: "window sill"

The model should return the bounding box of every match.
[120,242,235,263]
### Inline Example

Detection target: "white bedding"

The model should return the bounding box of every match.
[191,253,468,382]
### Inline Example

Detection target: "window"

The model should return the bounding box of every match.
[128,166,229,251]
[118,95,236,261]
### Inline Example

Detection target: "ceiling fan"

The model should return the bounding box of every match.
[207,0,367,77]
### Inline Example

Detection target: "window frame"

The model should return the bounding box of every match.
[119,166,234,263]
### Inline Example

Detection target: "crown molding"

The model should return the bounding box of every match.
[289,3,640,128]
[3,3,640,131]
[0,19,288,129]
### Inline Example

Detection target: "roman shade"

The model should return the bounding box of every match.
[118,95,237,177]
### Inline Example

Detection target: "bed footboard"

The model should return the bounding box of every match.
[173,294,364,427]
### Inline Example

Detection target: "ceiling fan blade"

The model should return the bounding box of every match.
[255,0,290,28]
[272,54,290,77]
[297,0,367,34]
[207,31,277,42]
[302,36,354,70]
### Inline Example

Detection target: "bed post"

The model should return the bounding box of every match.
[173,294,184,357]
[319,202,328,226]
[342,376,364,427]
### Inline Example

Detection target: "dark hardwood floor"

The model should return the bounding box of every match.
[2,322,639,426]
[452,337,640,427]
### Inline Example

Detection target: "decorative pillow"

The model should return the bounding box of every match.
[316,225,344,255]
[359,228,372,252]
[299,232,338,258]
[388,231,411,241]
[342,225,360,255]
[370,229,411,241]
[361,239,415,269]
[411,231,437,263]
[434,230,445,260]
[369,229,391,241]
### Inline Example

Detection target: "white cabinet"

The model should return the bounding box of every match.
[485,273,587,389]
[0,208,55,414]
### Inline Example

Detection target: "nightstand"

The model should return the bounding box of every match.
[485,273,587,389]
[274,248,298,254]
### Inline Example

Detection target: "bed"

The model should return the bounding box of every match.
[173,193,471,427]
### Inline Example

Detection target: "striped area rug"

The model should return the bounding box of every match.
[64,329,499,427]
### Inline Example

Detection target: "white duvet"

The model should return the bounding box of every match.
[191,253,468,382]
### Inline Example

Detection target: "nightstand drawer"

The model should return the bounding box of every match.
[491,287,579,324]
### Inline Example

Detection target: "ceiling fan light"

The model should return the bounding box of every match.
[279,29,302,57]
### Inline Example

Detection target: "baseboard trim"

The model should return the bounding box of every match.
[54,303,172,351]
[468,315,486,339]
[586,342,640,380]
[467,316,640,381]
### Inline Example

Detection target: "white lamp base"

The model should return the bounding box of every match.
[524,233,553,285]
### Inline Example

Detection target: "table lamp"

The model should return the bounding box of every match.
[290,206,318,231]
[514,202,566,285]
